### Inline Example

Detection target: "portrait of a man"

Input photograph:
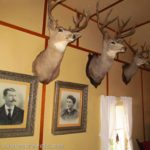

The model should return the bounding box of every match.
[0,88,24,125]
[61,95,78,120]
[0,70,38,138]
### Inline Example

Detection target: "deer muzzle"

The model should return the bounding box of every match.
[123,47,127,52]
[145,61,150,66]
[72,33,81,40]
[67,33,81,42]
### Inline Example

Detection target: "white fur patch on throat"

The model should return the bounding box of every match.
[107,51,117,58]
[54,41,68,52]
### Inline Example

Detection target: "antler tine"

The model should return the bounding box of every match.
[116,17,129,35]
[69,10,89,32]
[117,27,135,39]
[148,48,150,59]
[141,42,150,58]
[141,41,147,51]
[48,0,65,23]
[117,17,121,32]
[103,9,118,28]
[120,17,131,32]
[116,17,135,39]
[126,40,138,55]
[48,0,65,13]
[73,11,86,28]
[148,46,150,57]
[72,13,83,27]
[96,2,118,36]
[96,2,103,33]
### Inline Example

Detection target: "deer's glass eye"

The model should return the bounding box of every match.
[138,54,143,58]
[111,41,115,44]
[58,28,64,32]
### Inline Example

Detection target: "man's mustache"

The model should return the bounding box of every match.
[10,99,16,102]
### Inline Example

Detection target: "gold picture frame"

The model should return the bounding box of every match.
[52,81,88,135]
[0,70,38,138]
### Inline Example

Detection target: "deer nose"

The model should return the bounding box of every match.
[72,34,77,40]
[147,61,150,65]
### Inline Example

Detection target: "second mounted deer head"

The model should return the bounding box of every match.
[122,41,150,84]
[86,2,135,88]
[32,0,89,84]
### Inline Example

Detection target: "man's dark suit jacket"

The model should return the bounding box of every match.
[0,105,24,125]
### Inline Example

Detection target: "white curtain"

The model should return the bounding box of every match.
[121,96,133,150]
[100,95,116,150]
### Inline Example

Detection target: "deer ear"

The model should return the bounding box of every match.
[104,32,111,41]
[48,18,58,31]
[49,28,54,36]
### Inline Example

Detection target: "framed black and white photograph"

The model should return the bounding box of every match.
[0,70,38,138]
[52,81,88,135]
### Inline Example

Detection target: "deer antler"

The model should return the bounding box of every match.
[69,11,89,32]
[141,42,150,59]
[126,40,150,60]
[125,39,138,55]
[122,41,150,84]
[96,2,118,36]
[116,17,135,39]
[47,0,66,29]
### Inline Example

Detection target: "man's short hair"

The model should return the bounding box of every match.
[67,95,76,104]
[3,88,16,96]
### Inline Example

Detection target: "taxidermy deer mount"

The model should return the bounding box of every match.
[86,2,135,88]
[32,0,89,84]
[122,41,150,84]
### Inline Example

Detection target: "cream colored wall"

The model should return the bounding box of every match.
[0,0,150,150]
[0,0,44,33]
[0,26,44,150]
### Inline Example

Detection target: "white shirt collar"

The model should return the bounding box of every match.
[4,104,15,116]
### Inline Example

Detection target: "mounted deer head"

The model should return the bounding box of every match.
[122,41,150,84]
[32,0,89,84]
[86,2,135,88]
